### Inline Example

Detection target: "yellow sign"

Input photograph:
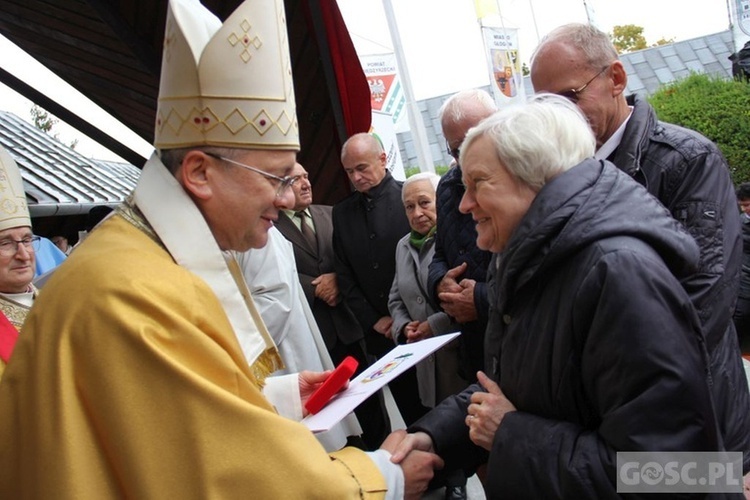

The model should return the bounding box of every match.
[473,0,499,19]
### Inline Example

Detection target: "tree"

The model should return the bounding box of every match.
[649,73,750,184]
[653,37,674,47]
[30,104,57,133]
[29,104,77,150]
[611,25,648,53]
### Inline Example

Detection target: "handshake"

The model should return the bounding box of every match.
[301,368,512,498]
[376,371,515,499]
[379,429,443,500]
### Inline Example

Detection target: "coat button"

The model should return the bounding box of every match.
[416,296,424,304]
[502,314,511,325]
[458,248,465,255]
[373,262,379,269]
[369,233,376,239]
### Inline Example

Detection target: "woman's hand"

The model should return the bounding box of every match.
[406,321,434,343]
[466,371,516,450]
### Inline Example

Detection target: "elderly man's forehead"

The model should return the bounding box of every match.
[533,41,585,70]
[291,162,307,176]
[0,226,32,238]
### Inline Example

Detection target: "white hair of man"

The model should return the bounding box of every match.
[531,22,619,71]
[459,93,596,191]
[402,172,441,202]
[438,88,497,124]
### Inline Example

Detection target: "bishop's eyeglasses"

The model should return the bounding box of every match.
[204,152,298,197]
[0,235,41,257]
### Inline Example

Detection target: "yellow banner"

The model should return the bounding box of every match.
[473,0,499,19]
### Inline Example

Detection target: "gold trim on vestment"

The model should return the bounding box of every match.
[0,288,36,330]
[116,198,283,388]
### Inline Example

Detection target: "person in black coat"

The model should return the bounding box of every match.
[389,96,732,498]
[734,182,750,345]
[531,23,750,472]
[428,89,496,382]
[333,133,429,426]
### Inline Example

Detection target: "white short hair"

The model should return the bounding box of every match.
[459,94,595,190]
[402,172,440,202]
[438,89,497,124]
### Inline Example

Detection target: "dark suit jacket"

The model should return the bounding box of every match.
[332,173,410,356]
[275,205,363,349]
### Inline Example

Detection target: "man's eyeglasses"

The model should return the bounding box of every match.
[557,65,610,103]
[204,152,297,197]
[0,235,40,257]
[445,141,460,161]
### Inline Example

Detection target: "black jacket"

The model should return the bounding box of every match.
[332,172,410,357]
[412,160,734,499]
[613,95,750,467]
[738,216,750,302]
[734,217,750,337]
[428,164,492,376]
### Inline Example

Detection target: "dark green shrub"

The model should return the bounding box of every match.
[404,165,451,178]
[404,166,420,178]
[648,73,750,184]
[435,165,450,176]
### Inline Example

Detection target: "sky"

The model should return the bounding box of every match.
[0,0,735,161]
[337,0,733,100]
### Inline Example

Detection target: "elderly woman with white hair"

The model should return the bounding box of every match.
[388,172,468,410]
[390,95,726,498]
[388,172,470,499]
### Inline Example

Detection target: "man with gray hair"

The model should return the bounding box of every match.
[429,89,496,383]
[530,22,750,472]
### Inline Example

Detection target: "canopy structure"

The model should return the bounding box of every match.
[0,0,370,205]
[0,110,139,218]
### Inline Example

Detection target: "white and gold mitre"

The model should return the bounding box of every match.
[0,146,31,232]
[154,0,299,151]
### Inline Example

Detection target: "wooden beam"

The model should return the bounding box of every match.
[84,0,161,75]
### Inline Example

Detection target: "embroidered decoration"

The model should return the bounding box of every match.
[163,19,176,62]
[227,18,262,63]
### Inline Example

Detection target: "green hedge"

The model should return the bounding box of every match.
[648,73,750,184]
[404,165,451,178]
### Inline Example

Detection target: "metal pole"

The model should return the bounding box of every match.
[528,0,541,44]
[381,0,435,173]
